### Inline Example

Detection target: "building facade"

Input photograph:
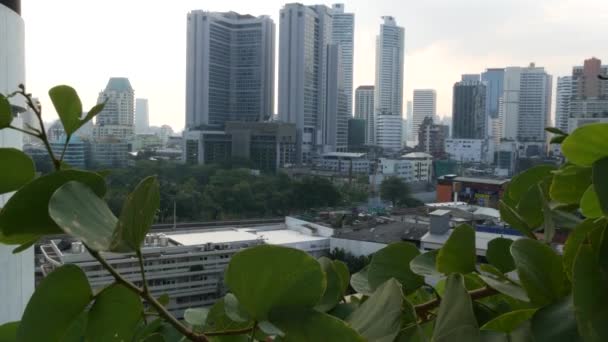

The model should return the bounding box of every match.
[355,85,374,144]
[50,135,87,169]
[314,152,371,175]
[0,0,35,324]
[186,11,275,129]
[378,152,433,183]
[418,117,447,158]
[94,77,135,140]
[501,64,552,143]
[331,4,354,118]
[555,76,572,133]
[374,16,404,150]
[452,75,486,139]
[89,139,131,168]
[347,118,366,150]
[412,89,437,145]
[568,57,608,132]
[135,98,150,134]
[444,138,493,164]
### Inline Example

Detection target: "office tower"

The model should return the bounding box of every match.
[555,76,572,133]
[0,0,35,324]
[374,16,404,151]
[279,3,343,163]
[93,77,135,140]
[331,4,354,117]
[355,85,374,144]
[481,68,505,137]
[502,63,552,142]
[325,44,349,152]
[412,89,437,144]
[417,117,447,158]
[452,74,487,139]
[186,11,275,129]
[568,57,608,131]
[348,118,366,150]
[135,98,150,134]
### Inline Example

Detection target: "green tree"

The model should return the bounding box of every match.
[380,176,411,206]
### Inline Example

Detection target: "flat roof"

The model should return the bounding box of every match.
[421,229,521,252]
[167,229,260,246]
[321,152,366,158]
[430,209,451,217]
[453,177,510,186]
[249,229,328,245]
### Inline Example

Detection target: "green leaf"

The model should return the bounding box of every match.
[367,242,424,292]
[593,157,608,216]
[315,257,343,312]
[0,321,18,342]
[62,313,87,342]
[409,249,442,278]
[437,225,476,274]
[550,135,566,144]
[49,181,118,251]
[333,260,350,295]
[507,165,556,203]
[0,230,38,247]
[486,238,515,273]
[0,170,106,236]
[531,294,580,342]
[49,85,83,135]
[517,185,544,228]
[572,245,608,341]
[563,219,605,280]
[83,102,106,123]
[510,239,566,306]
[204,298,253,334]
[0,94,12,128]
[550,165,592,205]
[11,237,37,254]
[432,273,480,342]
[328,302,359,320]
[111,176,160,252]
[499,201,535,239]
[86,284,143,342]
[141,333,165,342]
[184,308,210,328]
[580,185,603,218]
[346,279,403,342]
[480,309,536,333]
[270,309,365,342]
[545,127,568,135]
[0,148,35,194]
[157,294,170,307]
[17,265,92,341]
[478,265,530,302]
[562,123,608,166]
[225,245,324,321]
[258,321,284,337]
[224,293,250,323]
[350,265,374,295]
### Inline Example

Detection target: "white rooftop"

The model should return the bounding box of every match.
[420,229,522,256]
[321,152,366,158]
[248,229,328,245]
[167,229,260,246]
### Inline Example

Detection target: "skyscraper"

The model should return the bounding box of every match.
[93,77,135,140]
[452,74,486,139]
[0,0,34,324]
[555,76,572,133]
[481,68,504,138]
[568,57,608,131]
[135,98,150,134]
[412,89,437,144]
[186,11,275,129]
[374,16,404,151]
[502,63,552,142]
[355,85,374,144]
[331,4,354,117]
[279,3,346,162]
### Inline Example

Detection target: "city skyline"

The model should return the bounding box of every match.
[22,0,608,131]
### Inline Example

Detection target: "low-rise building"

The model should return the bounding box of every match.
[444,138,494,164]
[89,138,131,168]
[436,175,509,208]
[377,152,433,183]
[50,135,87,169]
[313,152,371,175]
[39,217,332,319]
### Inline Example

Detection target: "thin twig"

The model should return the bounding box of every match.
[414,286,497,320]
[248,322,257,342]
[136,250,150,324]
[59,134,72,164]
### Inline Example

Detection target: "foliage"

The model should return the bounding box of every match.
[379,176,413,206]
[2,88,608,342]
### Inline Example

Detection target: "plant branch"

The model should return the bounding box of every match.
[8,125,38,137]
[59,134,72,164]
[206,327,255,337]
[248,322,257,342]
[136,250,150,324]
[414,286,497,320]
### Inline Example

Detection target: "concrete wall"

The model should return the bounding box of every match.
[330,238,387,257]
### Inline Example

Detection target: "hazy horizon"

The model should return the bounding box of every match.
[22,0,608,131]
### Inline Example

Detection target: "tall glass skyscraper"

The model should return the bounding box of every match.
[186,11,275,129]
[452,75,487,139]
[331,4,354,118]
[374,16,404,151]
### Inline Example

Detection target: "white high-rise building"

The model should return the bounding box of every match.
[135,98,150,134]
[93,77,135,140]
[355,85,374,144]
[412,89,437,143]
[374,16,404,151]
[331,4,354,118]
[186,11,275,128]
[0,0,35,324]
[555,76,572,133]
[502,64,552,143]
[279,4,346,163]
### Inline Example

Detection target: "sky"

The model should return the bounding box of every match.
[22,0,608,132]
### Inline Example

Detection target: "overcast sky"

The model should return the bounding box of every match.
[23,0,608,131]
